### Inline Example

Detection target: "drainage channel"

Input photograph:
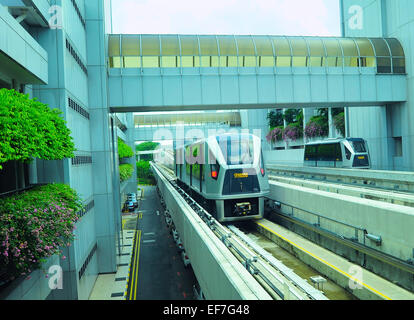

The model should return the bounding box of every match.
[232,222,357,300]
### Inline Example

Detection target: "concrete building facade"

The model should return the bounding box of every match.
[341,0,413,171]
[0,0,136,299]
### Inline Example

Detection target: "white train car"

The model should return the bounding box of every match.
[304,138,370,169]
[173,133,269,223]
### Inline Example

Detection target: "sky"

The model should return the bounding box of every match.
[110,0,341,37]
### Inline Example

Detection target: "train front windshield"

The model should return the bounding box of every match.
[217,135,255,165]
[352,141,367,153]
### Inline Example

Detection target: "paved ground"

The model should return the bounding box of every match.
[90,185,198,300]
[126,185,197,300]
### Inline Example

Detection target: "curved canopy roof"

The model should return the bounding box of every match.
[108,35,405,74]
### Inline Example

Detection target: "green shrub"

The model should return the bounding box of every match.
[0,184,83,282]
[119,164,134,182]
[0,89,75,169]
[333,112,345,137]
[136,160,152,179]
[118,138,133,159]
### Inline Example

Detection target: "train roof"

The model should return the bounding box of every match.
[176,132,259,149]
[305,137,365,146]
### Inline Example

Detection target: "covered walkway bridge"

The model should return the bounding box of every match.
[107,35,407,112]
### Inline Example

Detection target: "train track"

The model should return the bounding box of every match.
[267,170,414,209]
[153,163,328,300]
[266,165,414,193]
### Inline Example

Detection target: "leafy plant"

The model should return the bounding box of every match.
[333,112,345,137]
[136,142,160,161]
[0,89,75,169]
[283,123,302,141]
[119,164,134,182]
[118,138,133,159]
[266,109,284,128]
[0,184,82,282]
[304,108,329,139]
[266,126,284,143]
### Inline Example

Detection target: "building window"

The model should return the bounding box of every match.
[394,137,403,157]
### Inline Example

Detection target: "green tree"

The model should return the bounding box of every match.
[118,138,133,159]
[0,89,75,169]
[136,141,160,161]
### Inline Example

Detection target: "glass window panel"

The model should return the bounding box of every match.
[142,56,160,68]
[290,38,308,56]
[344,57,359,67]
[161,56,178,67]
[182,56,195,67]
[377,57,391,73]
[228,56,238,67]
[254,36,274,56]
[323,38,342,56]
[236,36,256,55]
[218,36,237,55]
[385,38,405,56]
[109,56,121,68]
[306,38,325,56]
[363,57,376,67]
[238,56,256,67]
[121,35,140,56]
[339,39,358,56]
[194,56,201,67]
[309,56,324,67]
[326,57,343,67]
[358,57,376,67]
[276,56,291,67]
[355,38,374,56]
[201,56,211,67]
[392,58,406,73]
[292,56,307,67]
[161,35,180,56]
[180,36,200,55]
[259,56,275,67]
[199,36,218,55]
[108,35,120,56]
[211,56,219,67]
[219,56,238,67]
[370,38,391,56]
[141,35,160,56]
[123,56,140,68]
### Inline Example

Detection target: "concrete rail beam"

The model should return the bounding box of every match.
[152,163,272,300]
[269,180,414,262]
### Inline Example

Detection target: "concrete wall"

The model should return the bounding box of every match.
[264,149,304,167]
[268,180,414,291]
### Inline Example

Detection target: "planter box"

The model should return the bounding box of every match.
[0,254,61,300]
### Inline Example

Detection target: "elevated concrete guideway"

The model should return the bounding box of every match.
[107,35,407,113]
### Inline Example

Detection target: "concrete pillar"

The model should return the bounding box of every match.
[328,107,335,138]
[86,0,120,274]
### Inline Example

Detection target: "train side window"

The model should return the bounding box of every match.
[335,143,343,161]
[344,145,352,160]
[318,144,335,161]
[305,145,317,160]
